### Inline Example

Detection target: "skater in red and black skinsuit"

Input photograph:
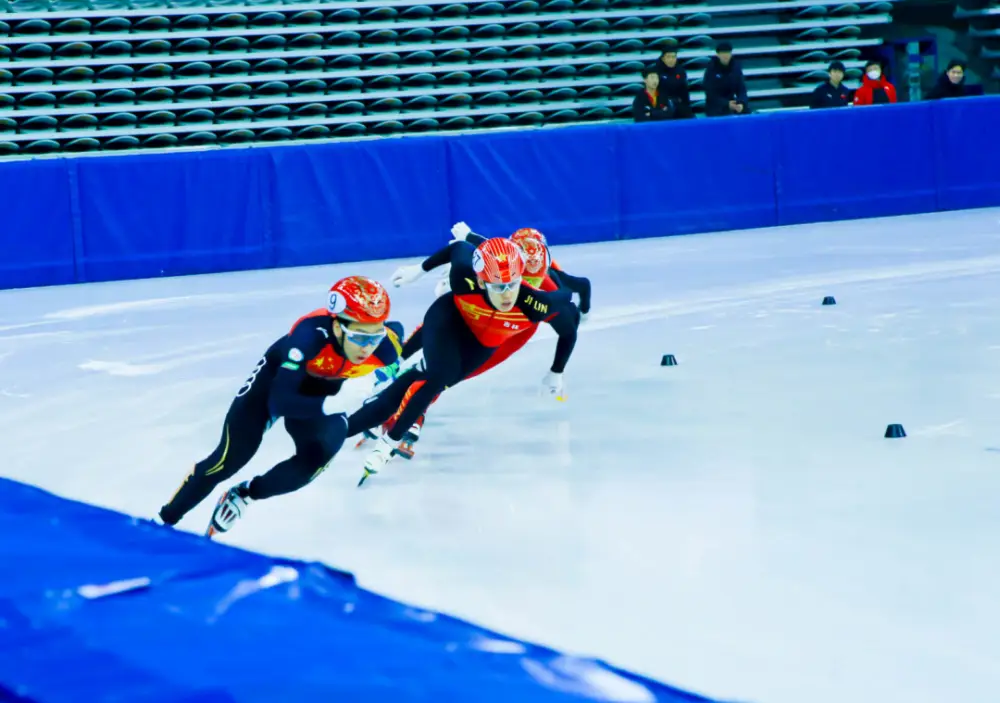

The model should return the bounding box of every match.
[157,276,403,535]
[345,236,580,485]
[360,224,592,459]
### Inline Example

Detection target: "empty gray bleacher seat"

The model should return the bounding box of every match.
[0,0,899,153]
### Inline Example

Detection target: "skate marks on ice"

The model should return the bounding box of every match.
[567,252,1000,335]
[77,334,263,377]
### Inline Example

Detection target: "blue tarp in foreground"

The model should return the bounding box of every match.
[2,97,999,290]
[0,478,717,703]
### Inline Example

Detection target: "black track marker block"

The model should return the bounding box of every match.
[884,424,906,438]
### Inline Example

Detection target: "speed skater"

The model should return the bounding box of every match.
[359,222,592,459]
[157,275,403,536]
[344,236,581,485]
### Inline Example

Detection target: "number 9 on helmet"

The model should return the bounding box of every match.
[327,275,391,324]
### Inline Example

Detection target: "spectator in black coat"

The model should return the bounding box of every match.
[703,41,751,117]
[926,60,969,100]
[632,66,674,122]
[810,61,852,109]
[655,41,693,119]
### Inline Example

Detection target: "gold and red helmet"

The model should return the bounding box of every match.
[510,227,547,247]
[514,236,550,277]
[472,237,526,284]
[327,275,390,324]
[510,227,550,282]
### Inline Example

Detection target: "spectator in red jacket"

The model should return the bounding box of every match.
[853,60,897,105]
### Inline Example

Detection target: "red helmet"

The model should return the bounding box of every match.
[472,238,526,284]
[327,275,390,324]
[514,236,550,277]
[511,227,547,247]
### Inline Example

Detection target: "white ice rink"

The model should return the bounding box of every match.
[2,209,1000,703]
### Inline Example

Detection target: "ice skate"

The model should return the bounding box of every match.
[358,435,400,487]
[392,414,425,460]
[206,481,252,537]
[354,418,393,450]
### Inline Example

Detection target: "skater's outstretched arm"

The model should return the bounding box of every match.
[549,268,592,315]
[515,288,580,373]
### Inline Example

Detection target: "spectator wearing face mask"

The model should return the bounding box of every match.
[810,60,852,109]
[853,60,897,105]
[926,60,969,99]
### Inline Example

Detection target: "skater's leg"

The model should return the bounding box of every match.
[465,326,537,380]
[386,297,491,442]
[346,365,423,437]
[401,325,423,360]
[159,372,272,526]
[248,414,348,499]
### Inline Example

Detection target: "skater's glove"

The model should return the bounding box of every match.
[322,395,351,417]
[541,371,566,401]
[450,221,472,242]
[391,264,424,287]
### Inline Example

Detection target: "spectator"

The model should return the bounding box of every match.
[632,66,673,122]
[810,60,852,109]
[853,60,897,105]
[926,59,969,99]
[703,41,751,117]
[655,41,693,119]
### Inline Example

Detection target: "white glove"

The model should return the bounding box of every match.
[450,221,472,242]
[391,264,424,287]
[322,396,349,417]
[541,371,565,400]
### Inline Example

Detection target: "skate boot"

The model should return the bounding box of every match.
[358,435,401,487]
[354,418,394,450]
[393,414,425,460]
[206,481,252,537]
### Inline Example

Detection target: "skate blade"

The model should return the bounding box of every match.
[354,437,369,449]
[357,468,377,487]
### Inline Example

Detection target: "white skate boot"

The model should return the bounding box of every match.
[358,435,400,487]
[206,481,252,537]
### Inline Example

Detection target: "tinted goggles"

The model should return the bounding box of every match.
[485,279,521,295]
[342,327,386,348]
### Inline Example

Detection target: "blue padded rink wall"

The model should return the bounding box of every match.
[1,98,1000,703]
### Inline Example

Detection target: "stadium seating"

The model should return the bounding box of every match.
[0,0,899,155]
[955,1,1000,80]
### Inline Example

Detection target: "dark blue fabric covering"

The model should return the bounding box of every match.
[618,117,778,238]
[3,96,1000,290]
[266,138,452,268]
[446,125,619,244]
[73,150,272,282]
[929,98,1000,212]
[0,159,76,289]
[773,104,938,225]
[0,478,718,703]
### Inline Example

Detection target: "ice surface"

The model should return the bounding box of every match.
[2,209,1000,703]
